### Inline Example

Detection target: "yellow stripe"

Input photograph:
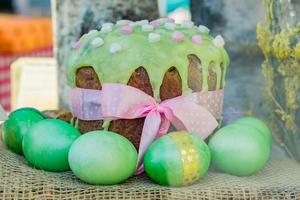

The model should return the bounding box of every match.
[169,131,200,185]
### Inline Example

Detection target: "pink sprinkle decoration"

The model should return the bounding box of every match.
[72,40,81,50]
[149,20,161,27]
[172,31,185,42]
[192,35,202,45]
[120,25,133,34]
[166,18,175,23]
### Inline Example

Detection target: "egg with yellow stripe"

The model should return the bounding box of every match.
[144,131,210,186]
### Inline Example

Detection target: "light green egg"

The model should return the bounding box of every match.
[234,117,272,147]
[23,119,81,172]
[208,123,270,176]
[144,131,210,187]
[68,130,137,185]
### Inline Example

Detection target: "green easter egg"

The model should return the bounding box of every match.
[23,119,80,172]
[234,117,272,146]
[68,130,137,185]
[208,123,270,176]
[3,107,44,154]
[144,131,210,187]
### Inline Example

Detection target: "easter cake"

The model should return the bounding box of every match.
[67,18,229,149]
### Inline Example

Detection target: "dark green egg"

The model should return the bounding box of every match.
[23,119,81,172]
[3,107,44,154]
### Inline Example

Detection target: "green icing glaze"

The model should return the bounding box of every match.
[67,20,229,99]
[102,120,111,131]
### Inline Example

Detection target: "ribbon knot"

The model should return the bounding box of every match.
[130,102,173,120]
[153,104,164,113]
[71,83,223,174]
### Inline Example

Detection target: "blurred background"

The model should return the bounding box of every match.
[0,0,53,112]
[0,0,299,161]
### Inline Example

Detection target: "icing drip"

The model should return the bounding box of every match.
[74,117,79,129]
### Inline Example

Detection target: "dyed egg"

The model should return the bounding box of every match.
[3,107,44,154]
[208,123,270,176]
[144,131,210,187]
[23,119,80,172]
[234,117,272,146]
[68,130,137,185]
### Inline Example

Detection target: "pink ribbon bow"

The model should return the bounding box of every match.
[71,83,222,174]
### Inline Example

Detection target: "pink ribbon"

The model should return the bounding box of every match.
[71,83,223,173]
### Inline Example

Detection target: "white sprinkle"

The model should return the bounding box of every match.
[136,20,149,26]
[148,33,161,43]
[116,20,130,26]
[129,22,138,27]
[164,22,175,30]
[101,25,112,33]
[213,35,225,48]
[181,20,194,28]
[109,43,122,53]
[86,29,98,36]
[198,25,210,34]
[142,24,154,32]
[157,18,169,23]
[91,37,104,48]
[102,22,114,27]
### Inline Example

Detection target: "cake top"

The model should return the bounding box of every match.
[67,18,229,98]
